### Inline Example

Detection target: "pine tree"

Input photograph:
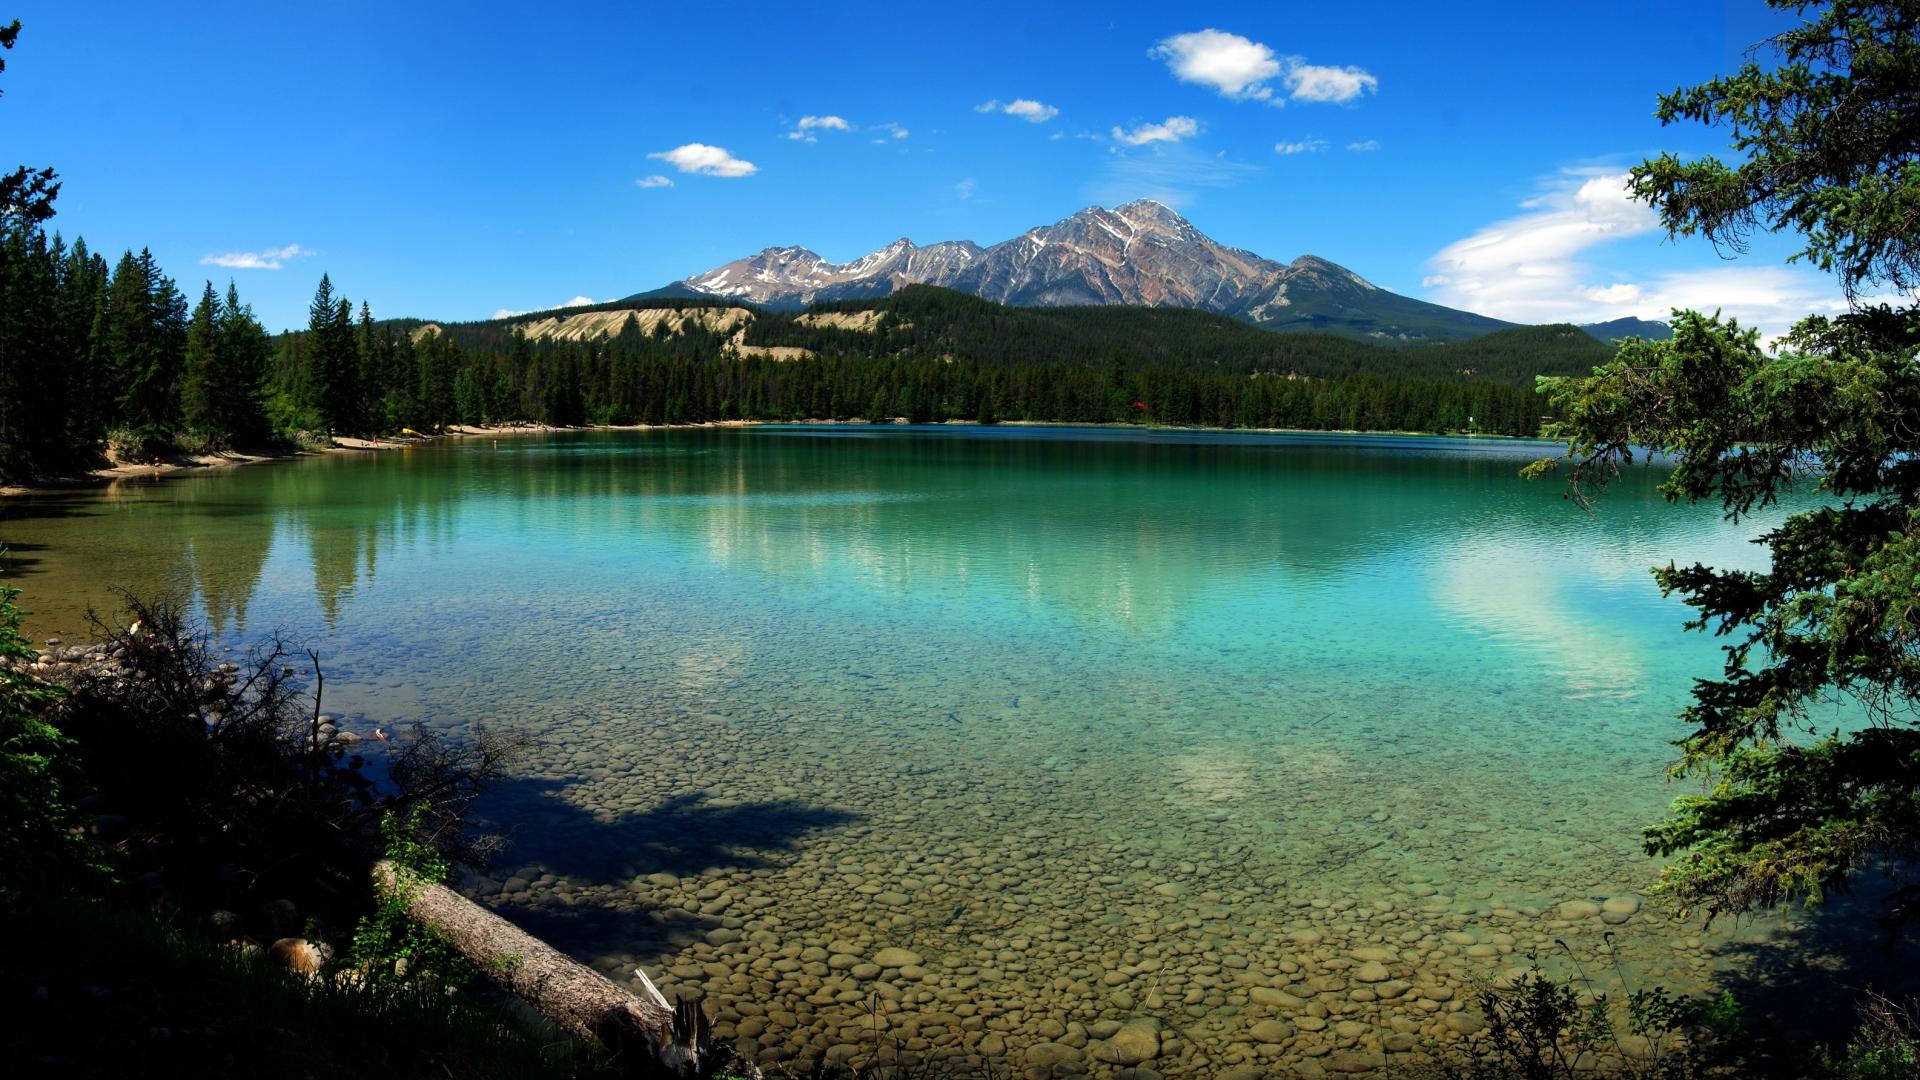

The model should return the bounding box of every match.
[1533,0,1920,925]
[216,282,271,443]
[180,281,222,438]
[95,248,187,445]
[307,274,362,434]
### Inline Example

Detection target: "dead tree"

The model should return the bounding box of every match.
[372,860,742,1078]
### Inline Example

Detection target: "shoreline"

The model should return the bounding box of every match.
[2,419,1548,498]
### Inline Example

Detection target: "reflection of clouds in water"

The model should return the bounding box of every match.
[1429,549,1645,699]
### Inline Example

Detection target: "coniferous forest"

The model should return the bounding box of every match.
[0,237,1602,485]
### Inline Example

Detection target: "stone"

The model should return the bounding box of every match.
[1250,1019,1296,1043]
[1353,961,1391,983]
[270,937,323,975]
[1601,895,1642,924]
[1555,899,1602,920]
[1250,986,1305,1008]
[1327,1050,1386,1073]
[1603,895,1642,916]
[1375,980,1412,1000]
[873,947,922,968]
[256,898,301,938]
[1093,1018,1160,1066]
[1445,1012,1487,1036]
[1026,1042,1083,1068]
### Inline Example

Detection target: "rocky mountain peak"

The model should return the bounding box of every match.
[659,201,1511,342]
[1113,198,1190,227]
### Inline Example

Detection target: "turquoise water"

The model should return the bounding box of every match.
[1,427,1814,1073]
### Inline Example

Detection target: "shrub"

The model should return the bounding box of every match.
[1433,947,1743,1080]
[346,806,473,988]
[0,559,99,895]
[1816,992,1920,1080]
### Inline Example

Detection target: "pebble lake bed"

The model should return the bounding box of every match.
[2,425,1899,1076]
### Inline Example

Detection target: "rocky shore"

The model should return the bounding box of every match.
[464,852,1695,1078]
[17,637,1757,1079]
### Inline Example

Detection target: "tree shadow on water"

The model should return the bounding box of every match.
[0,541,52,578]
[479,777,864,883]
[1704,878,1920,1072]
[463,777,863,970]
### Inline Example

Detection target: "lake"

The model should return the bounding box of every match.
[0,425,1836,1073]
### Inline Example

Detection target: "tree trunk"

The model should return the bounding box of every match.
[372,859,723,1075]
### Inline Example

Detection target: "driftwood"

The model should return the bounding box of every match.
[372,859,730,1076]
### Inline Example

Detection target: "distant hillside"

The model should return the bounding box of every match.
[373,286,1609,387]
[1581,316,1673,342]
[740,285,1608,385]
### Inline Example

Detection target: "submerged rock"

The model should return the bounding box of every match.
[1093,1018,1160,1065]
[872,946,921,968]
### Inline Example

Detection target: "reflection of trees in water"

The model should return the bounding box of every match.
[589,431,1718,630]
[4,430,1754,640]
[260,455,465,628]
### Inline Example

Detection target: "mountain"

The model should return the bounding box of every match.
[1580,316,1672,342]
[637,200,1516,344]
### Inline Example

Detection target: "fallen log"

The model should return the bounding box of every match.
[372,859,733,1076]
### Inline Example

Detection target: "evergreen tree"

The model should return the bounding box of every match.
[1531,0,1920,925]
[307,274,362,434]
[58,238,108,448]
[0,19,58,233]
[94,248,186,444]
[216,282,272,443]
[180,280,222,437]
[0,223,60,477]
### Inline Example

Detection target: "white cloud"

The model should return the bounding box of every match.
[977,98,1059,123]
[1150,29,1282,100]
[873,122,909,140]
[1151,29,1379,105]
[1274,138,1327,155]
[635,175,674,188]
[1112,116,1201,146]
[786,114,851,142]
[647,143,758,177]
[1424,168,1848,339]
[559,296,596,308]
[955,178,977,201]
[1347,139,1380,152]
[1287,64,1378,104]
[1581,283,1642,304]
[492,308,527,320]
[199,243,312,270]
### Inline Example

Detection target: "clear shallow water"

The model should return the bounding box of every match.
[0,427,1835,1074]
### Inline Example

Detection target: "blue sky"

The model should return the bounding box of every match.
[5,0,1843,334]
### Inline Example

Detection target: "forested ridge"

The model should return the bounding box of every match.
[4,232,1619,484]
